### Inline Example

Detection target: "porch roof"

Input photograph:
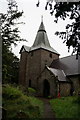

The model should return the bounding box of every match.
[47,66,68,82]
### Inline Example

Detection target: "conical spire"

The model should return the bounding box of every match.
[30,17,59,55]
[38,16,46,32]
[31,16,51,47]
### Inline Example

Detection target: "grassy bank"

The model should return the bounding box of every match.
[50,96,80,118]
[2,84,44,119]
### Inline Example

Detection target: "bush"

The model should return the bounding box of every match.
[2,84,23,99]
[48,96,52,99]
[2,84,43,119]
[28,87,36,96]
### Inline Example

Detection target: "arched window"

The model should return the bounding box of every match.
[49,53,52,58]
[29,80,31,87]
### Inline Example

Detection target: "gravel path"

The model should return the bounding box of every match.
[39,98,55,119]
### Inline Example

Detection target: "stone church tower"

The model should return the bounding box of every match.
[19,19,59,97]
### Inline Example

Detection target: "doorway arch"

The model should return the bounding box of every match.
[43,79,50,97]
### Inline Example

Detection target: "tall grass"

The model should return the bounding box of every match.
[2,84,44,119]
[29,96,44,116]
[50,96,80,118]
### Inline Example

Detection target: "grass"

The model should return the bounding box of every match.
[2,84,44,119]
[50,96,80,118]
[29,96,44,116]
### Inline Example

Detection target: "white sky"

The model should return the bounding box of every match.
[0,0,74,58]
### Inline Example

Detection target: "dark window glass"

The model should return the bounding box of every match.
[49,53,52,58]
[29,80,31,87]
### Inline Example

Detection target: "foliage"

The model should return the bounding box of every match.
[1,0,25,83]
[36,1,80,58]
[1,0,25,48]
[2,84,44,119]
[53,2,80,58]
[28,87,37,96]
[28,96,44,116]
[2,84,23,99]
[50,96,80,118]
[2,47,19,83]
[48,95,52,99]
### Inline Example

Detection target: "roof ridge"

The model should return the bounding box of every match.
[60,54,76,59]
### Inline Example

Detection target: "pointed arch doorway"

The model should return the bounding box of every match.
[43,79,50,97]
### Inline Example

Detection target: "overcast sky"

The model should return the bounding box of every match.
[1,0,74,58]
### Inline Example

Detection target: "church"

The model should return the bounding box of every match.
[19,19,80,97]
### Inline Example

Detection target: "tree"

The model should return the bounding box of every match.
[1,0,25,49]
[53,2,80,59]
[2,48,19,83]
[36,1,80,58]
[1,0,25,83]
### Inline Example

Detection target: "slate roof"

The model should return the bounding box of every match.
[19,45,30,53]
[46,55,80,82]
[20,21,59,55]
[31,21,59,54]
[31,21,51,48]
[47,66,68,81]
[50,55,80,76]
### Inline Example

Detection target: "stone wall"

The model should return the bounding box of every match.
[41,49,59,71]
[26,49,59,90]
[38,68,58,97]
[59,75,80,96]
[19,49,80,97]
[60,82,71,96]
[69,75,80,93]
[26,49,41,89]
[19,52,28,86]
